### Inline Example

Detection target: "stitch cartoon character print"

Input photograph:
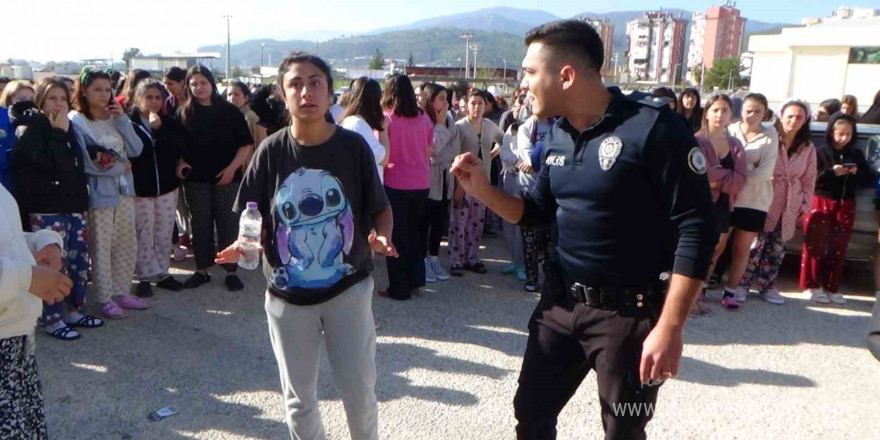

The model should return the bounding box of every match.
[270,167,356,290]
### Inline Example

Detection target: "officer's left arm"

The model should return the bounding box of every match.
[640,112,719,382]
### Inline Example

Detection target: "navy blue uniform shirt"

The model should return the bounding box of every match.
[519,88,717,287]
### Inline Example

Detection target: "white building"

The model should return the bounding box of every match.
[625,11,688,84]
[749,17,880,114]
[130,53,221,75]
[688,13,706,71]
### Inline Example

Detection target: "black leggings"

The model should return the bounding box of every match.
[423,198,450,257]
[184,181,239,272]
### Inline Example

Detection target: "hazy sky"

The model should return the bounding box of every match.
[2,0,874,61]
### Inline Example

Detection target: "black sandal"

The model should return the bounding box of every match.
[464,262,487,274]
[47,325,81,341]
[67,315,104,329]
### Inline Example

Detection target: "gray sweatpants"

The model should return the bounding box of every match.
[265,276,378,440]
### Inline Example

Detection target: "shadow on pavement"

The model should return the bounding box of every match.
[676,357,817,387]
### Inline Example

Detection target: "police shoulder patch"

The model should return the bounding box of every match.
[688,147,707,175]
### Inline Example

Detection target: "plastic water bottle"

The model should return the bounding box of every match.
[238,202,262,270]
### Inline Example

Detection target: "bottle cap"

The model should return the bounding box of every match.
[246,202,258,210]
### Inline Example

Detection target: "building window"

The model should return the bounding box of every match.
[849,47,880,64]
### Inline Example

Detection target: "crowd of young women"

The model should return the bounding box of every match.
[681,88,878,316]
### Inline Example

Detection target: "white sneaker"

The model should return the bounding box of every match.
[762,288,785,305]
[430,259,449,281]
[828,293,846,304]
[424,260,437,283]
[808,289,830,304]
[732,286,749,303]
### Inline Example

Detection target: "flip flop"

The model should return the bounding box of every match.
[689,303,714,318]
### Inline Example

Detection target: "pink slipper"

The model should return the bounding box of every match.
[112,295,149,310]
[721,296,740,311]
[101,301,129,319]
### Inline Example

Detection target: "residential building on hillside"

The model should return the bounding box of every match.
[625,11,687,84]
[579,17,615,78]
[688,2,747,71]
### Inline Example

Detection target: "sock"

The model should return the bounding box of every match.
[722,288,735,298]
[46,320,68,333]
[67,311,85,323]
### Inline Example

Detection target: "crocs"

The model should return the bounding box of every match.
[101,302,129,319]
[112,295,149,310]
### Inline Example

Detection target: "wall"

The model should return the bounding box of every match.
[749,50,790,108]
[844,64,880,112]
[790,47,850,104]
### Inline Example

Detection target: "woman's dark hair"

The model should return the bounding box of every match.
[73,67,112,120]
[121,69,153,108]
[841,94,858,114]
[825,112,858,150]
[340,77,385,131]
[275,51,334,96]
[524,20,604,73]
[382,74,420,118]
[110,70,122,93]
[419,82,448,125]
[677,88,702,126]
[228,80,253,102]
[163,66,187,82]
[700,94,733,134]
[651,87,677,111]
[180,64,221,124]
[743,93,768,111]
[819,98,842,116]
[860,89,880,124]
[780,100,813,155]
[34,77,71,112]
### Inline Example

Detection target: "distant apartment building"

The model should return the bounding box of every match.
[625,11,687,83]
[688,3,747,71]
[802,7,879,25]
[579,17,615,77]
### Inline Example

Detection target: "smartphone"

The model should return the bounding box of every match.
[843,163,857,168]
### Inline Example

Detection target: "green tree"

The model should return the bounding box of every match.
[122,48,142,70]
[368,49,385,70]
[703,57,741,90]
[407,53,415,68]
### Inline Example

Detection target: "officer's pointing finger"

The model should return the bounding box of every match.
[639,356,653,384]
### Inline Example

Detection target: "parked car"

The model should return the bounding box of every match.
[785,122,880,260]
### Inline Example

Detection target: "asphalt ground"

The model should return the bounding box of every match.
[37,236,880,439]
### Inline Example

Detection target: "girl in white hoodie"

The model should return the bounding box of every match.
[0,185,71,438]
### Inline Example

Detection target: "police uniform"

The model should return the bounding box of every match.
[512,88,717,440]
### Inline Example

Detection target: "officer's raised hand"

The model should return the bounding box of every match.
[451,152,489,197]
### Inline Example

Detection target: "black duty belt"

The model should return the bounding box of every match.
[565,280,665,311]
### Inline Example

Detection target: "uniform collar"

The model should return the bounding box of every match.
[558,87,628,140]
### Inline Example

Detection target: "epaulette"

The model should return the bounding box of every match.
[637,95,672,109]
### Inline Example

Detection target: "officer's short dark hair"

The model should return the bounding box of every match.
[524,20,603,74]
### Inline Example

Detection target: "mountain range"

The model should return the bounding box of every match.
[197,6,790,71]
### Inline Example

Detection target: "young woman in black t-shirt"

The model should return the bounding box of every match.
[176,65,254,291]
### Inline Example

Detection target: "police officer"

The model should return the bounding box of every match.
[451,20,717,440]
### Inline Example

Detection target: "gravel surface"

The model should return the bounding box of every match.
[37,237,879,439]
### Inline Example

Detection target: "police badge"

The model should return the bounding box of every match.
[688,147,708,175]
[598,136,623,171]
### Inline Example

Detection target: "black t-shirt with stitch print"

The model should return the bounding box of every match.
[233,125,389,306]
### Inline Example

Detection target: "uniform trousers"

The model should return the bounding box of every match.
[514,266,663,440]
[0,336,46,440]
[90,197,137,303]
[448,195,487,267]
[265,277,378,440]
[29,213,89,325]
[135,190,179,281]
[184,181,239,272]
[800,196,856,293]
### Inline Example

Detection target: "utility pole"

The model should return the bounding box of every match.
[260,43,265,67]
[223,15,232,80]
[460,33,473,79]
[503,59,507,82]
[727,67,736,90]
[472,44,479,79]
[699,62,706,94]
